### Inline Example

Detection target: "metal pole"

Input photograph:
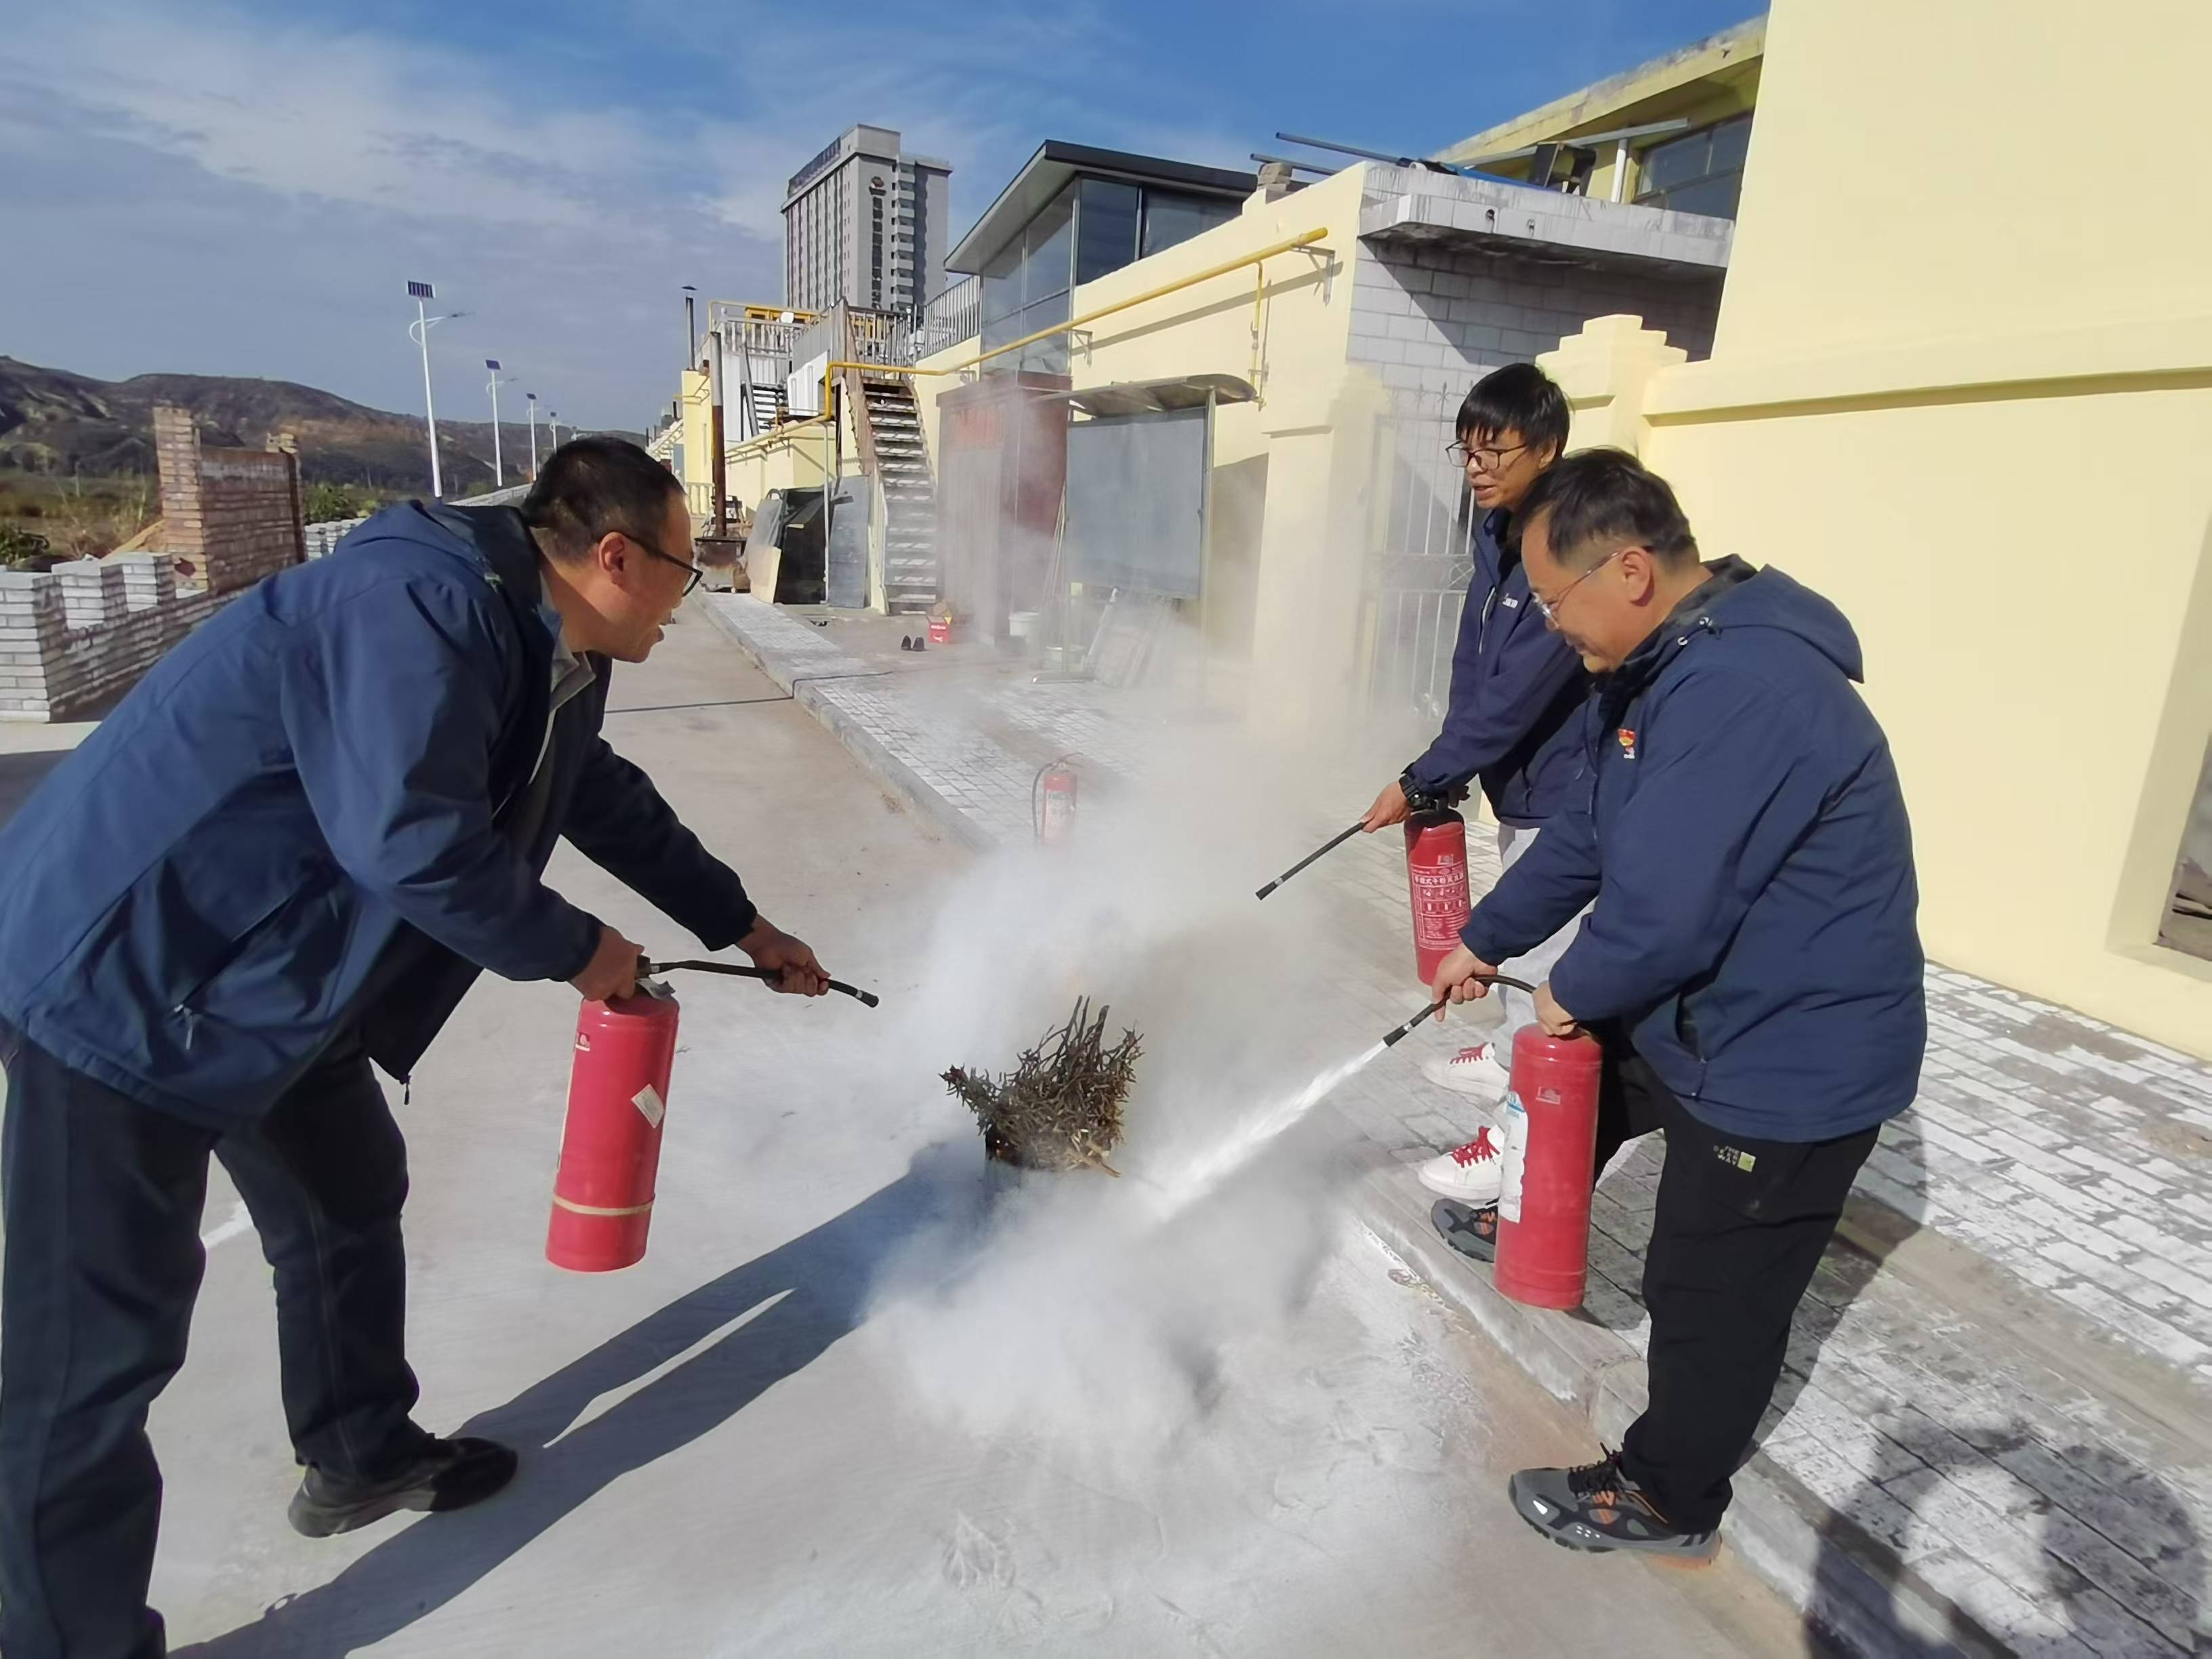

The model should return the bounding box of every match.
[487,369,504,487]
[527,394,539,476]
[707,331,726,535]
[413,296,443,499]
[683,286,698,375]
[550,413,562,448]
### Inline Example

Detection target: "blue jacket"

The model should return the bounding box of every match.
[1404,508,1589,827]
[0,503,758,1130]
[1461,558,1925,1141]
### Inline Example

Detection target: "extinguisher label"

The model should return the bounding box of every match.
[632,1084,665,1128]
[1410,855,1470,949]
[1497,1090,1529,1223]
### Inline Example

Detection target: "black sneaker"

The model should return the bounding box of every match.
[1431,1197,1499,1263]
[287,1436,518,1538]
[1508,1451,1719,1564]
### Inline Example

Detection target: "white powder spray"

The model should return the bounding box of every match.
[854,708,1446,1472]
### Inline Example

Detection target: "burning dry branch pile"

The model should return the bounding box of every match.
[943,998,1141,1175]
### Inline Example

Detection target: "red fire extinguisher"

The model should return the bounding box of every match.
[1404,802,1471,985]
[1034,756,1078,846]
[1494,1025,1605,1310]
[546,983,680,1273]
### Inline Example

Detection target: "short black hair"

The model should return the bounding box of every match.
[521,436,684,560]
[1455,363,1570,462]
[1518,447,1700,571]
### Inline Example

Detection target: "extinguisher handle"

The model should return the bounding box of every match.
[1379,973,1538,1048]
[1254,820,1367,899]
[640,958,882,1009]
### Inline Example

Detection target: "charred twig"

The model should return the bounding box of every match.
[943,998,1141,1174]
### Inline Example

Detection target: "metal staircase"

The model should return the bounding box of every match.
[853,373,939,612]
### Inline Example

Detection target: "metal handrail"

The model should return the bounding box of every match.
[815,226,1330,412]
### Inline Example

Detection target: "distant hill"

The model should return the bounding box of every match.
[0,356,636,495]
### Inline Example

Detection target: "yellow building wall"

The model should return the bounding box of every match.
[1547,0,2212,1056]
[723,417,834,512]
[676,367,712,520]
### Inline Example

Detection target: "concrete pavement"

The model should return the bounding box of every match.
[699,591,2212,1657]
[1,605,1814,1655]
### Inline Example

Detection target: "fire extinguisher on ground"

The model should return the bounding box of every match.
[1402,785,1472,985]
[1034,755,1078,846]
[1494,1025,1605,1310]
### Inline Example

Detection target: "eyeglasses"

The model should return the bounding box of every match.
[1448,439,1530,471]
[1529,544,1627,626]
[617,528,704,596]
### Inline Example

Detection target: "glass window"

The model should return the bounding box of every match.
[1635,115,1752,220]
[1023,184,1076,305]
[979,241,1023,327]
[1141,190,1235,258]
[1076,178,1141,285]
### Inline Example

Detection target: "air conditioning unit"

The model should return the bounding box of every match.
[787,353,828,417]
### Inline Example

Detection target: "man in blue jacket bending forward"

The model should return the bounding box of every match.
[0,438,829,1658]
[1430,449,1925,1562]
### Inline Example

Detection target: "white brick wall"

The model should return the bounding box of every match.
[1346,240,1723,417]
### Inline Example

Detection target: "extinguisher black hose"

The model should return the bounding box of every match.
[1254,819,1368,899]
[1382,973,1538,1048]
[640,959,881,1009]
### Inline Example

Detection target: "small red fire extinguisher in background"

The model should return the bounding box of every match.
[546,981,680,1273]
[1034,755,1078,846]
[1494,1025,1605,1310]
[1403,789,1471,985]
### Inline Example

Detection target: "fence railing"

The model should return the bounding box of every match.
[1361,412,1479,722]
[888,276,980,363]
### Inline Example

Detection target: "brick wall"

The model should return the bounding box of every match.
[0,407,304,721]
[151,405,307,593]
[0,557,234,720]
[1347,241,1725,421]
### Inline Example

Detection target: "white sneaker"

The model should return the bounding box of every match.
[1417,1125,1506,1204]
[1421,1040,1511,1099]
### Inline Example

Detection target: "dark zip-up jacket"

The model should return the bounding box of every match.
[1460,558,1925,1141]
[0,503,758,1130]
[1403,507,1589,827]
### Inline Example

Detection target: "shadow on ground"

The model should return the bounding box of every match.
[1807,1417,2207,1656]
[176,1147,983,1658]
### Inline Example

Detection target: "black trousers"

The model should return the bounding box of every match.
[0,1027,428,1659]
[1588,1036,1879,1534]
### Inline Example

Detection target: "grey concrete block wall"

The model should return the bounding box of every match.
[1346,238,1724,420]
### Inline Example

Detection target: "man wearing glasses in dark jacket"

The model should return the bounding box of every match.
[0,437,830,1658]
[1358,365,1593,1233]
[1430,448,1925,1562]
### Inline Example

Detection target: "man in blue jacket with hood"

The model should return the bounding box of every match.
[1429,449,1924,1562]
[1359,365,1592,1210]
[0,438,830,1658]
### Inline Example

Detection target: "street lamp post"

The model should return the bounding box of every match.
[527,392,539,478]
[405,280,447,498]
[484,360,509,488]
[550,411,562,449]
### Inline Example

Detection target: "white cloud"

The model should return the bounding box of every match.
[0,0,1255,426]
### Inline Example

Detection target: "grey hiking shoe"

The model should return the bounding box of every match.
[1509,1452,1720,1564]
[1431,1197,1498,1263]
[287,1436,518,1538]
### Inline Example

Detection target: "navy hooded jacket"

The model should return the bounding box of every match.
[1460,558,1925,1141]
[1404,508,1589,826]
[0,502,758,1130]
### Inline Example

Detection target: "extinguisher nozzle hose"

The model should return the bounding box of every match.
[1255,820,1368,901]
[1381,973,1536,1048]
[640,959,880,1009]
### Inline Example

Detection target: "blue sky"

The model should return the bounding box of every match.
[1,0,1755,430]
